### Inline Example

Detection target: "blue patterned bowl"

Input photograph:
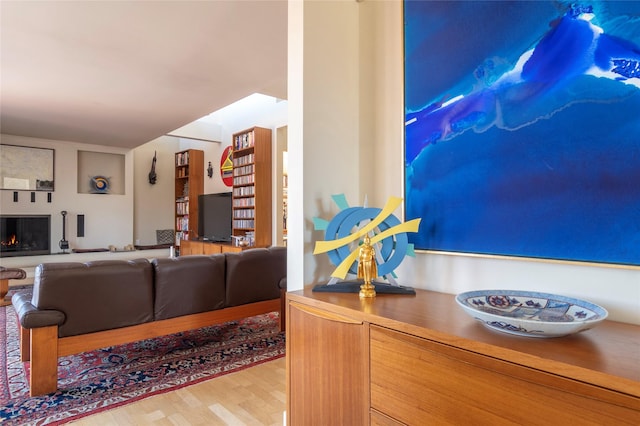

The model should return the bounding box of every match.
[455,290,608,338]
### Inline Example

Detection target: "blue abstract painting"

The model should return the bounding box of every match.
[404,1,640,266]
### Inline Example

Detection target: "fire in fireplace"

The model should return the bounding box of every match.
[0,215,51,257]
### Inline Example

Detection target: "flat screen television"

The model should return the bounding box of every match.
[198,192,233,242]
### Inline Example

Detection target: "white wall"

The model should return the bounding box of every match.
[0,134,133,251]
[287,0,364,289]
[132,135,180,245]
[287,0,640,325]
[287,0,305,292]
[203,93,288,143]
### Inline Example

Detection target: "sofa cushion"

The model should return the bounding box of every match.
[225,246,286,307]
[152,255,226,320]
[32,259,154,338]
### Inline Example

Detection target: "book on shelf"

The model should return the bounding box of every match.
[176,202,189,215]
[233,153,255,166]
[233,174,255,186]
[233,198,255,207]
[233,164,255,177]
[233,186,255,197]
[234,131,255,150]
[175,231,189,244]
[233,209,255,219]
[176,216,190,231]
[233,219,255,229]
[176,151,190,166]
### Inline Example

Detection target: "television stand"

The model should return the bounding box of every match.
[179,240,252,256]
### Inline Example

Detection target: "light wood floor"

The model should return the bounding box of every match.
[69,357,286,426]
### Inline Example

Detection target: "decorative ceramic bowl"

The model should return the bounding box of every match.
[455,290,608,338]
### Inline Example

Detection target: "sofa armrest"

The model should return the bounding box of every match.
[12,291,65,329]
[32,259,154,337]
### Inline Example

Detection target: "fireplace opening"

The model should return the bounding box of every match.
[0,215,51,257]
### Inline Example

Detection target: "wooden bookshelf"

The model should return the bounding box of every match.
[232,127,272,248]
[174,149,204,246]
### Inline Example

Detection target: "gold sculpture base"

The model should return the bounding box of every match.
[359,280,376,298]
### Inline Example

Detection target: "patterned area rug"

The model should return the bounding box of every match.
[0,305,285,425]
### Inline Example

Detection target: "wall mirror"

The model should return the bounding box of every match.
[0,144,55,191]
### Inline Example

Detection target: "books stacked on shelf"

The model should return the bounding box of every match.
[176,151,190,166]
[175,231,189,244]
[233,164,255,176]
[233,219,255,229]
[233,197,255,207]
[233,186,255,197]
[176,167,189,178]
[233,131,255,150]
[233,153,255,166]
[233,174,255,186]
[176,216,189,231]
[176,201,189,215]
[233,209,255,219]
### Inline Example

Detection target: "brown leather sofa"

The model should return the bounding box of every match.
[12,246,286,396]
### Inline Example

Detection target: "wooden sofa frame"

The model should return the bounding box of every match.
[19,293,285,396]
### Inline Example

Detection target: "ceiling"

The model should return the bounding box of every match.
[0,1,288,149]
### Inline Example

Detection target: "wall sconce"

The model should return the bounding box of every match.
[207,161,213,178]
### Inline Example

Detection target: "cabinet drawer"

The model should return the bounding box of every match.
[180,241,200,255]
[370,326,639,425]
[202,243,222,254]
[221,245,242,253]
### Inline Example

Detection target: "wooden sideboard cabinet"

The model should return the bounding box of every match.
[179,240,243,256]
[287,302,369,425]
[286,289,640,425]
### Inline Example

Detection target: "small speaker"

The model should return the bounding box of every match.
[13,192,18,202]
[77,214,85,237]
[31,192,36,202]
[47,192,52,203]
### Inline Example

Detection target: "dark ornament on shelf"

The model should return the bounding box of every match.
[148,151,158,185]
[207,161,214,178]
